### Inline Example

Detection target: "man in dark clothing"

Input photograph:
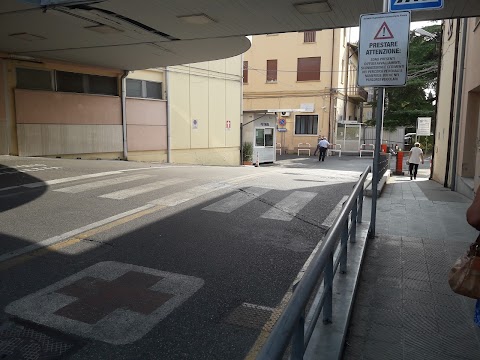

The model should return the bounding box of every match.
[318,137,330,162]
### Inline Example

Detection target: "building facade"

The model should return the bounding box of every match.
[0,55,242,166]
[433,17,480,199]
[242,29,368,154]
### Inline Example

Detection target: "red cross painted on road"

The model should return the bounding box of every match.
[54,271,173,324]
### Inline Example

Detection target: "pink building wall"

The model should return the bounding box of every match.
[126,98,167,151]
[15,89,121,125]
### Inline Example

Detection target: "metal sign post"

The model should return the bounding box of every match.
[359,0,410,238]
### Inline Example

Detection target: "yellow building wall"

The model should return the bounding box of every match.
[433,20,458,184]
[168,56,242,166]
[243,29,362,151]
[457,18,480,191]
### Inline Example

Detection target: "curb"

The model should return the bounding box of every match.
[364,169,390,197]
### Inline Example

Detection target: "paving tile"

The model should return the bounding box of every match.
[363,339,403,360]
[366,324,403,344]
[344,178,480,360]
[402,278,430,292]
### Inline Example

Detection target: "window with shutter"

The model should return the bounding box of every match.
[266,59,277,82]
[243,61,248,84]
[297,57,321,81]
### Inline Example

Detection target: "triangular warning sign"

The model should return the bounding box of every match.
[374,22,394,40]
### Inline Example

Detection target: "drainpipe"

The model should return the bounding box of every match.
[429,24,444,180]
[343,42,349,123]
[328,30,335,141]
[166,67,172,163]
[444,20,461,187]
[2,61,10,154]
[121,70,129,160]
[240,54,244,165]
[450,19,468,191]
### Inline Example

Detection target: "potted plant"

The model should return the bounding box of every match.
[242,142,253,165]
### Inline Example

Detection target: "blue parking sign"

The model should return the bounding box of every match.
[389,0,443,12]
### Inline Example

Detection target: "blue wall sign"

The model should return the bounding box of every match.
[389,0,443,12]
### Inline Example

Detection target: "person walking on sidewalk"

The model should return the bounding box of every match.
[318,137,330,162]
[407,142,424,180]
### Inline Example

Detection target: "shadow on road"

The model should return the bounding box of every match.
[0,179,355,360]
[0,164,47,212]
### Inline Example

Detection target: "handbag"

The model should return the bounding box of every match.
[448,238,480,299]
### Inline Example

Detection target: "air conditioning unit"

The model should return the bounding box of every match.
[280,111,290,117]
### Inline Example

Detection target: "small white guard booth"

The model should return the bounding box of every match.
[242,113,277,163]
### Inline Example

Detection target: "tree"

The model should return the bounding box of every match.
[365,24,441,130]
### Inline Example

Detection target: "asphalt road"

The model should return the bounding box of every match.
[0,155,372,360]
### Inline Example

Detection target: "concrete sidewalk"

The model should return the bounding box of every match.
[343,172,480,360]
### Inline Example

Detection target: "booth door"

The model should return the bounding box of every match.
[255,127,275,162]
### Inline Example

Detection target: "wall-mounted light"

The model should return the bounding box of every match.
[294,1,331,14]
[177,13,215,25]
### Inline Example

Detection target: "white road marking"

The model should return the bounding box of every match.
[5,261,204,345]
[150,183,231,207]
[321,195,349,228]
[14,164,47,168]
[202,187,270,213]
[99,178,189,200]
[54,174,153,194]
[0,204,156,263]
[10,167,166,190]
[242,303,275,312]
[261,191,317,221]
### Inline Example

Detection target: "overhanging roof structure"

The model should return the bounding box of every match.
[2,0,479,70]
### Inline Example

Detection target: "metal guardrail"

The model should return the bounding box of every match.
[256,166,372,360]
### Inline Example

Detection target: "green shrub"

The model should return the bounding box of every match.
[243,142,253,161]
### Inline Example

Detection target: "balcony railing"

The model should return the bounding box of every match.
[348,86,368,101]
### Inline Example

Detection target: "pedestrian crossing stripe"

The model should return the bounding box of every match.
[261,191,317,221]
[33,173,347,223]
[149,182,231,207]
[202,187,270,213]
[54,174,152,194]
[100,178,190,200]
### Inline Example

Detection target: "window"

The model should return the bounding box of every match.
[126,79,142,97]
[16,68,118,95]
[297,57,321,81]
[255,128,274,147]
[88,75,118,96]
[341,59,344,84]
[16,68,53,91]
[304,31,316,43]
[126,79,162,99]
[266,59,277,82]
[56,71,118,95]
[243,61,248,84]
[56,71,84,93]
[295,115,318,135]
[146,81,162,99]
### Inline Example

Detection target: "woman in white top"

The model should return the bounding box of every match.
[408,142,424,180]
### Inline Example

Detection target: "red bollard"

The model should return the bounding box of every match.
[381,144,387,153]
[394,151,404,175]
